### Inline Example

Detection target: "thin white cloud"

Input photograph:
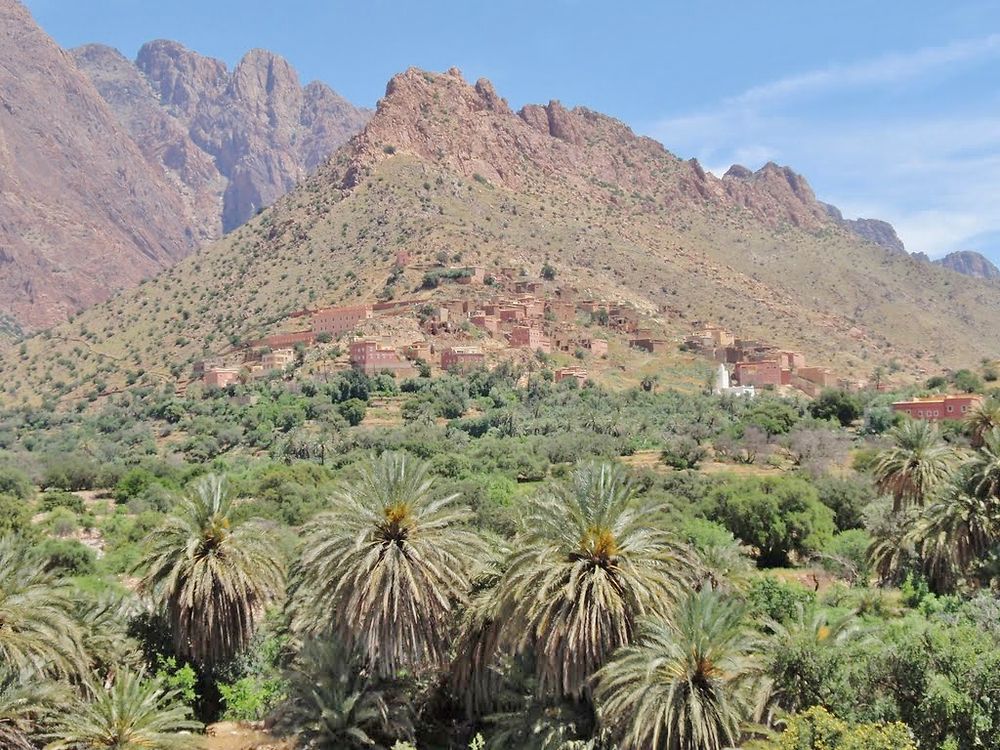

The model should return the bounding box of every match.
[643,36,1000,259]
[732,33,1000,106]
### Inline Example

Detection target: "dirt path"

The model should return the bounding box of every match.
[204,722,290,750]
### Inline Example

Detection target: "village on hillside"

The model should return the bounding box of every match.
[189,253,908,404]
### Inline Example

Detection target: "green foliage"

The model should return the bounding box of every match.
[703,475,835,566]
[763,706,915,750]
[339,397,367,426]
[219,676,285,721]
[37,491,85,514]
[0,495,33,537]
[38,538,96,577]
[0,467,32,500]
[153,656,198,707]
[746,576,816,623]
[809,389,862,427]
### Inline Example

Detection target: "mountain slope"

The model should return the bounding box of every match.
[4,67,1000,405]
[0,0,195,332]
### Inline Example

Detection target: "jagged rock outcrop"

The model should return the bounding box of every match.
[820,202,906,254]
[934,251,1000,280]
[0,0,194,330]
[71,43,224,241]
[77,39,372,234]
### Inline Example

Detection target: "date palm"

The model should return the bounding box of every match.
[293,451,484,677]
[873,420,960,511]
[136,475,285,669]
[274,639,411,749]
[907,470,1000,592]
[595,587,766,750]
[965,398,1000,448]
[0,536,83,676]
[497,462,692,699]
[46,669,202,750]
[0,666,65,750]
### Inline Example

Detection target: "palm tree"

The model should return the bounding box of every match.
[873,420,960,511]
[136,475,285,669]
[595,587,766,750]
[0,667,64,750]
[46,669,202,750]
[966,428,1000,499]
[497,462,692,699]
[965,398,1000,448]
[907,483,1000,592]
[0,536,83,676]
[293,451,484,677]
[274,639,411,749]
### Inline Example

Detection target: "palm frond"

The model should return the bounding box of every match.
[293,451,485,677]
[136,474,286,668]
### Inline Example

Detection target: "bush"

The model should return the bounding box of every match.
[0,493,34,537]
[746,575,816,623]
[703,475,835,567]
[339,398,367,426]
[37,490,86,514]
[809,389,861,426]
[660,435,707,470]
[220,676,286,721]
[763,706,915,749]
[0,466,33,500]
[42,454,101,491]
[39,538,96,576]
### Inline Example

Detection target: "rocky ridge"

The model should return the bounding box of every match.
[75,39,371,237]
[934,250,1000,280]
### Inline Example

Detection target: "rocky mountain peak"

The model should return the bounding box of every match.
[935,251,1000,280]
[136,39,228,117]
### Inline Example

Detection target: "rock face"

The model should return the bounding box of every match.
[0,0,195,330]
[820,202,906,254]
[0,0,370,335]
[934,251,1000,280]
[77,39,372,235]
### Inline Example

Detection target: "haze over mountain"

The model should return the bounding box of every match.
[6,66,1000,405]
[0,0,369,337]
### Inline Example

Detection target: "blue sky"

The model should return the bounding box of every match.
[24,0,1000,261]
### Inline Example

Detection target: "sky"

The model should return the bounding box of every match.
[24,0,1000,261]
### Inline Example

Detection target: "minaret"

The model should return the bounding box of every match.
[713,363,730,394]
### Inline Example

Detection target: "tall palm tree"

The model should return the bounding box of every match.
[965,398,1000,448]
[595,587,766,750]
[497,462,692,699]
[966,428,1000,499]
[907,483,1000,592]
[873,420,960,511]
[293,451,484,677]
[45,669,202,750]
[0,536,83,676]
[136,475,285,669]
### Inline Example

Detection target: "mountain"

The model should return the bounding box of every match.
[933,251,1000,281]
[73,39,371,242]
[6,66,1000,405]
[0,0,195,333]
[72,40,371,245]
[820,203,906,254]
[0,0,370,337]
